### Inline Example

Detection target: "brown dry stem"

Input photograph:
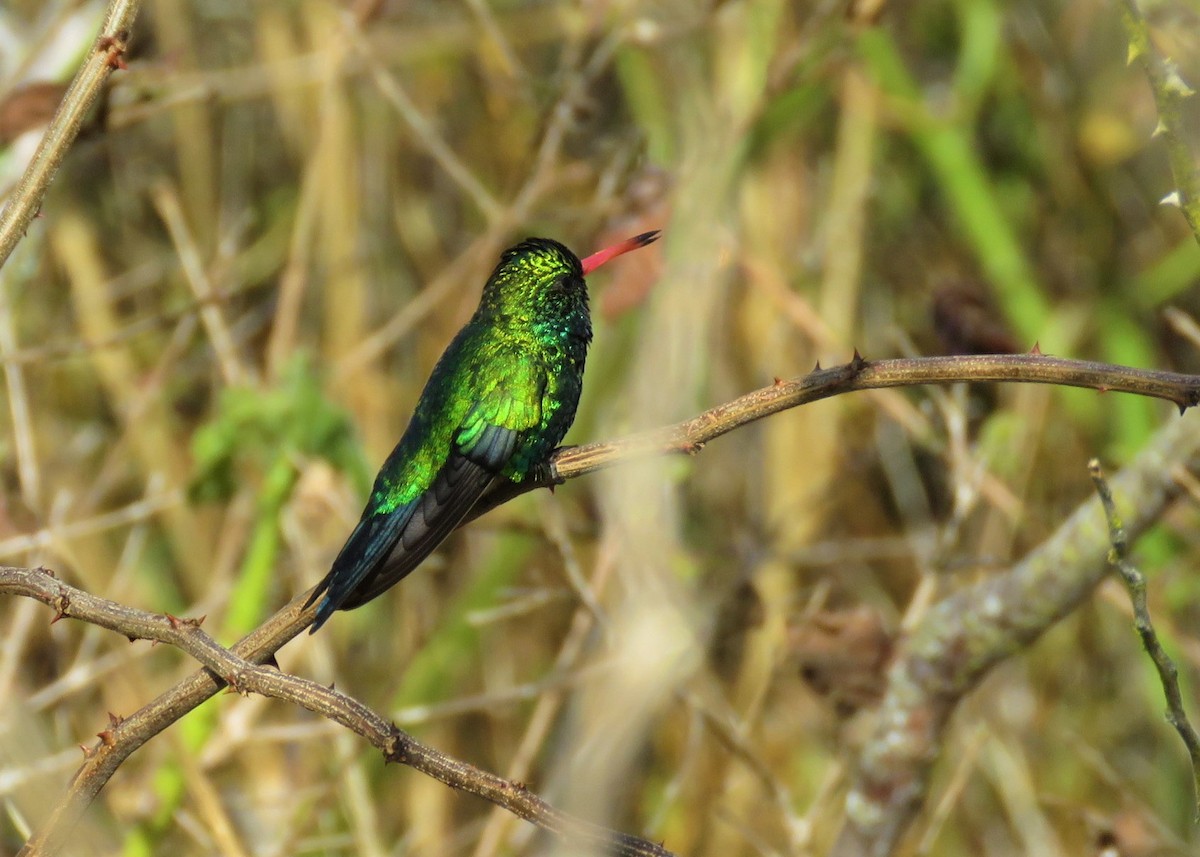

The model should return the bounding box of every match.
[3,568,672,857]
[0,0,141,269]
[473,352,1200,517]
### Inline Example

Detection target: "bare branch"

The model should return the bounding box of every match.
[1089,459,1200,819]
[553,353,1200,476]
[15,588,311,857]
[2,567,674,857]
[0,0,141,269]
[472,352,1200,517]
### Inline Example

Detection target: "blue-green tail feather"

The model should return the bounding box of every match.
[306,426,517,632]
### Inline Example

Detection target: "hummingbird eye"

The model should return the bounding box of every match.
[547,273,576,294]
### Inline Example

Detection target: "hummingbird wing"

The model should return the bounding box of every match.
[336,422,517,608]
[307,359,544,632]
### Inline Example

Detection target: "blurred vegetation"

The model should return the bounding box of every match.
[1,0,1199,855]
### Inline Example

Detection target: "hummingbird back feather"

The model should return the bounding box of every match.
[306,233,658,632]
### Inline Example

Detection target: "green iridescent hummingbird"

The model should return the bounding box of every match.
[307,230,660,631]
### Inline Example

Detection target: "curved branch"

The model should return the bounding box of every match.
[16,588,313,857]
[555,353,1200,474]
[0,0,141,269]
[12,350,1200,853]
[3,568,673,857]
[472,352,1200,516]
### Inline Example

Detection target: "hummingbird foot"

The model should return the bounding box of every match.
[539,451,571,489]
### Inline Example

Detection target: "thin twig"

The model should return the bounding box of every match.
[0,267,42,509]
[1088,459,1200,819]
[0,0,141,269]
[0,490,181,560]
[346,22,502,223]
[151,182,248,386]
[2,568,674,857]
[1121,0,1200,245]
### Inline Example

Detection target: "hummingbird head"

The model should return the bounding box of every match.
[479,237,584,322]
[477,231,659,330]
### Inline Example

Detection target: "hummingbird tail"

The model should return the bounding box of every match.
[306,446,505,633]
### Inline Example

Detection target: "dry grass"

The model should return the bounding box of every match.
[2,0,1200,855]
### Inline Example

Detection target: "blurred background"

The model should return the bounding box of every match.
[1,0,1200,855]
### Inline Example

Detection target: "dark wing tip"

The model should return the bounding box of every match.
[302,508,412,633]
[307,598,334,633]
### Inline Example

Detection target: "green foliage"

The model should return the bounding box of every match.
[188,356,369,504]
[859,26,1053,342]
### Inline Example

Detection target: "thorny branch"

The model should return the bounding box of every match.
[2,567,674,857]
[1121,0,1200,245]
[470,352,1200,517]
[1088,459,1200,819]
[551,352,1200,474]
[6,349,1200,855]
[0,0,141,268]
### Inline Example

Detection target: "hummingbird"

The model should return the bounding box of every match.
[306,230,660,632]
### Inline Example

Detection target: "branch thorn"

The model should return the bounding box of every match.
[1163,62,1196,98]
[166,613,206,630]
[50,591,70,624]
[97,33,129,70]
[223,672,249,695]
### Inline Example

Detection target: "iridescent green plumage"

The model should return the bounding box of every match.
[307,232,658,631]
